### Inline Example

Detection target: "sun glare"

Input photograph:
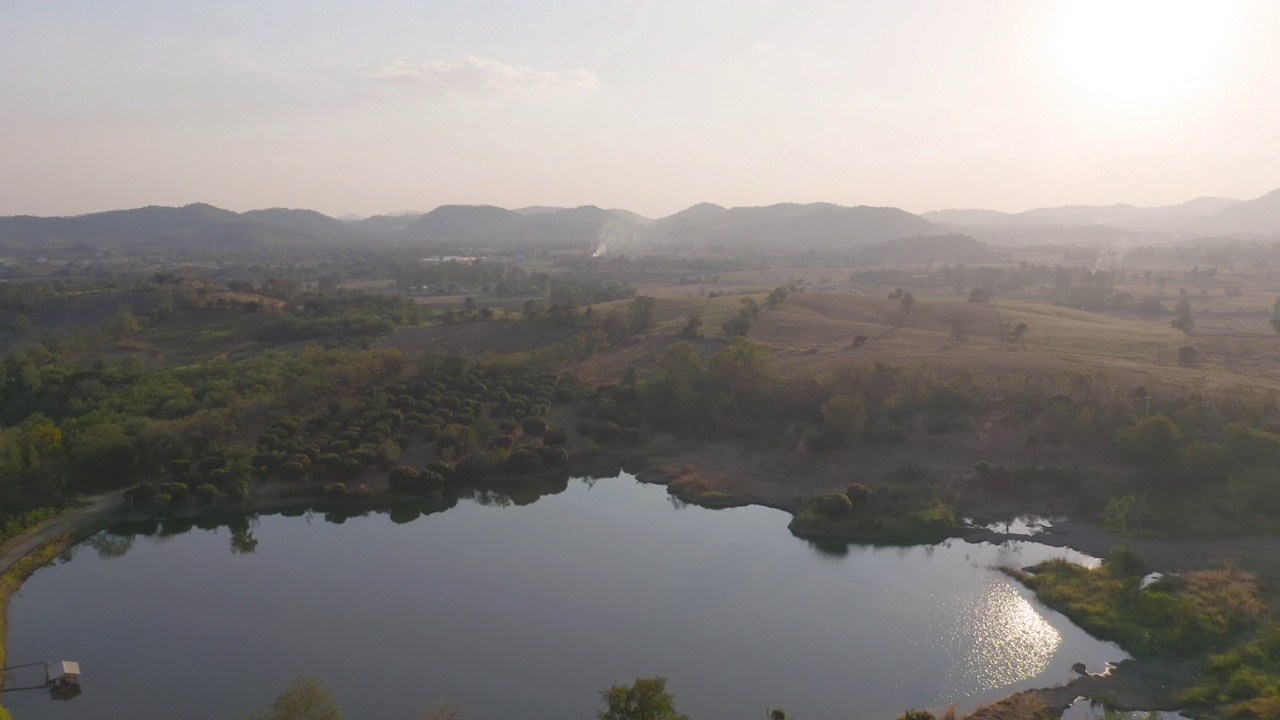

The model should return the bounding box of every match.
[1053,1,1236,108]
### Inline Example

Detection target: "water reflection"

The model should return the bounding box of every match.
[960,584,1061,689]
[14,476,1127,720]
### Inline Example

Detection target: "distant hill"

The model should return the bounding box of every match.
[659,202,937,248]
[0,203,325,255]
[241,208,360,240]
[927,196,1245,233]
[350,213,424,236]
[1198,189,1280,235]
[401,205,527,243]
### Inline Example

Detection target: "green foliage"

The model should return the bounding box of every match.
[507,447,546,474]
[1015,556,1265,657]
[1115,415,1181,466]
[241,675,343,720]
[817,492,853,515]
[1101,494,1154,535]
[543,428,569,447]
[844,483,872,507]
[521,416,547,436]
[597,677,689,720]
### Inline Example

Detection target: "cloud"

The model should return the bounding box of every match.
[370,57,598,94]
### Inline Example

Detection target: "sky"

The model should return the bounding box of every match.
[2,0,1278,219]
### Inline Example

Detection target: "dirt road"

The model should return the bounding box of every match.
[0,495,123,577]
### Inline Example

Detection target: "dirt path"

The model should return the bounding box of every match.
[0,495,123,577]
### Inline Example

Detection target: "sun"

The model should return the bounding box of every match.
[1052,1,1237,108]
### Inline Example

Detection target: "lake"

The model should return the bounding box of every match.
[6,474,1126,720]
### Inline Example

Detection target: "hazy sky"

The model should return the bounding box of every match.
[3,0,1278,218]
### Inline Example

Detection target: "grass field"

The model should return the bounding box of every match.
[995,301,1187,361]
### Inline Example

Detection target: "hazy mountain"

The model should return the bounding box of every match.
[1198,189,1280,235]
[922,209,1009,226]
[660,202,937,248]
[514,206,568,215]
[241,208,359,239]
[401,205,526,242]
[927,196,1243,232]
[0,203,323,254]
[350,213,424,236]
[657,203,727,229]
[605,208,654,225]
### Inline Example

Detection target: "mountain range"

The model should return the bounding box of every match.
[1,189,1278,256]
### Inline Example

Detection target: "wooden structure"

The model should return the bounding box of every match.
[0,659,82,701]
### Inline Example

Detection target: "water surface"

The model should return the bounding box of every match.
[7,475,1126,720]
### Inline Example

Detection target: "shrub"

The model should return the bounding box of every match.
[508,447,546,474]
[388,466,421,492]
[159,482,189,506]
[498,419,519,433]
[973,460,992,475]
[425,460,456,484]
[844,483,872,507]
[537,445,569,467]
[620,428,641,444]
[544,428,569,447]
[489,434,516,450]
[323,483,348,500]
[576,420,595,437]
[194,484,219,503]
[817,492,853,515]
[521,416,548,436]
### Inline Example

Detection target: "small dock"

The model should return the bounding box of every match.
[1,660,82,701]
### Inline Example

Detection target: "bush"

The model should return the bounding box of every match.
[323,483,348,500]
[194,484,218,503]
[489,434,516,450]
[388,466,421,492]
[537,445,569,467]
[508,447,546,474]
[817,492,853,515]
[844,483,872,507]
[620,427,641,444]
[544,428,569,447]
[425,460,456,484]
[498,419,519,433]
[521,416,548,436]
[576,420,595,437]
[455,449,510,482]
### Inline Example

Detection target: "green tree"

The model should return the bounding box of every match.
[680,312,703,339]
[1116,415,1181,466]
[598,677,689,720]
[242,676,342,720]
[709,338,776,417]
[899,292,916,324]
[627,296,658,335]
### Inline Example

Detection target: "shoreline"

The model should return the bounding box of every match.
[0,451,1217,718]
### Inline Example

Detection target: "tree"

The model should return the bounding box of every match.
[1171,297,1193,334]
[709,338,776,418]
[627,296,658,335]
[1115,415,1181,467]
[680,312,703,339]
[1270,317,1280,336]
[722,310,752,338]
[242,676,342,720]
[967,287,988,303]
[1009,322,1028,347]
[899,292,915,324]
[598,677,689,720]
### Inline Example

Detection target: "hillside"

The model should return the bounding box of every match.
[0,203,327,255]
[1199,189,1280,235]
[659,202,938,248]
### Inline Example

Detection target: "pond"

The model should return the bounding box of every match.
[6,474,1126,720]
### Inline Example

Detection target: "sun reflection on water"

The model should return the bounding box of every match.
[956,581,1062,691]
